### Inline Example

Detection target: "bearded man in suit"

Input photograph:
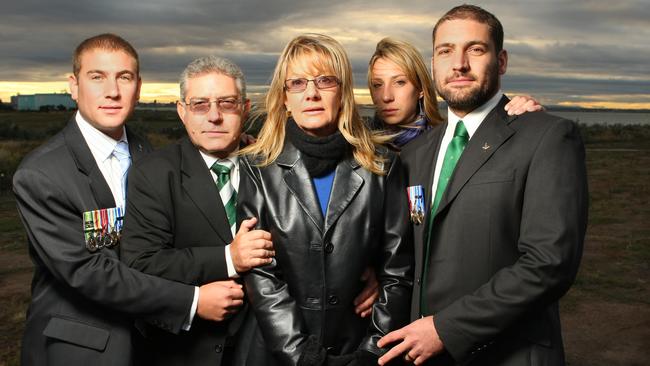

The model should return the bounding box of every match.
[378,5,588,366]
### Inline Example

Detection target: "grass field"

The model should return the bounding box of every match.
[0,111,648,365]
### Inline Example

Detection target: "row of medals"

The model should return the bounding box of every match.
[86,229,121,252]
[83,208,122,252]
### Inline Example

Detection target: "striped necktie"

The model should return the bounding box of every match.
[420,120,469,315]
[211,160,237,236]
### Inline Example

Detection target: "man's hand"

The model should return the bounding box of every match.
[353,267,378,318]
[377,316,443,365]
[196,280,244,322]
[231,217,274,273]
[504,95,543,115]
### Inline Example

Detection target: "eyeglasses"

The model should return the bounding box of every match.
[284,76,340,93]
[182,97,242,114]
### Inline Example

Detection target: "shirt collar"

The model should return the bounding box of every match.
[199,149,239,170]
[447,90,503,139]
[75,111,128,161]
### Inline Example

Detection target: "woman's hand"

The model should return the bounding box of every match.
[504,95,544,115]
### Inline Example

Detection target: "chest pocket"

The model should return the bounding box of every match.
[467,170,514,186]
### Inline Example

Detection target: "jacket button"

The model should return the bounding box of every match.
[215,344,223,353]
[324,243,334,253]
[416,277,421,285]
[328,296,339,305]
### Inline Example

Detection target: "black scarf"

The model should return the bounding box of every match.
[285,118,350,177]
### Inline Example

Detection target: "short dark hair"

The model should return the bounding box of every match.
[73,33,139,76]
[432,4,504,53]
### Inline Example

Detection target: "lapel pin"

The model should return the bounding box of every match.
[482,142,491,151]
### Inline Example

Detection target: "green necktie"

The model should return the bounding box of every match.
[211,160,237,235]
[431,120,469,215]
[420,120,469,315]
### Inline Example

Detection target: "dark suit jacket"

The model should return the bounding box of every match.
[401,96,588,366]
[120,136,236,366]
[13,120,194,366]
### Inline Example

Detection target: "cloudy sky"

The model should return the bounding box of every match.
[1,0,649,108]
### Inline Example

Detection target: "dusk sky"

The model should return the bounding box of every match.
[1,0,649,109]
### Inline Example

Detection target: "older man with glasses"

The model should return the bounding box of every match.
[119,55,274,366]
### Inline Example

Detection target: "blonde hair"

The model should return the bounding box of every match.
[242,33,387,174]
[368,37,442,127]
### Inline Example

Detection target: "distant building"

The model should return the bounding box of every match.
[11,93,77,111]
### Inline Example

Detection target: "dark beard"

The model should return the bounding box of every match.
[436,65,500,114]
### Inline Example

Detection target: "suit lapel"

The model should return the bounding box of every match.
[179,138,232,244]
[63,119,115,209]
[416,126,445,216]
[277,142,325,233]
[125,127,148,163]
[435,96,515,216]
[324,158,363,235]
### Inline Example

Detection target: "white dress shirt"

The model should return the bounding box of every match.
[199,150,240,279]
[431,91,504,206]
[76,112,128,207]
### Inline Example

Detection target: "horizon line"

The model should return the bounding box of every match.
[2,82,650,111]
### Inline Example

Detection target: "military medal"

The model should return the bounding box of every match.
[100,209,112,248]
[87,236,98,252]
[407,185,425,225]
[93,209,104,249]
[106,207,117,248]
[115,206,125,243]
[83,211,98,252]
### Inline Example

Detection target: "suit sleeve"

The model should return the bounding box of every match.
[13,167,194,334]
[358,154,414,355]
[237,158,313,366]
[120,163,229,285]
[434,118,588,362]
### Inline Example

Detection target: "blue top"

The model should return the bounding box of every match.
[312,169,336,217]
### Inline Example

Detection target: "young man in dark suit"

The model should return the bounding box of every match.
[378,5,588,366]
[13,34,238,366]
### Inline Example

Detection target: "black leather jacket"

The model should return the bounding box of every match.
[235,141,413,366]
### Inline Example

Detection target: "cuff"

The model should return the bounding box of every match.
[181,286,200,331]
[225,244,239,278]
